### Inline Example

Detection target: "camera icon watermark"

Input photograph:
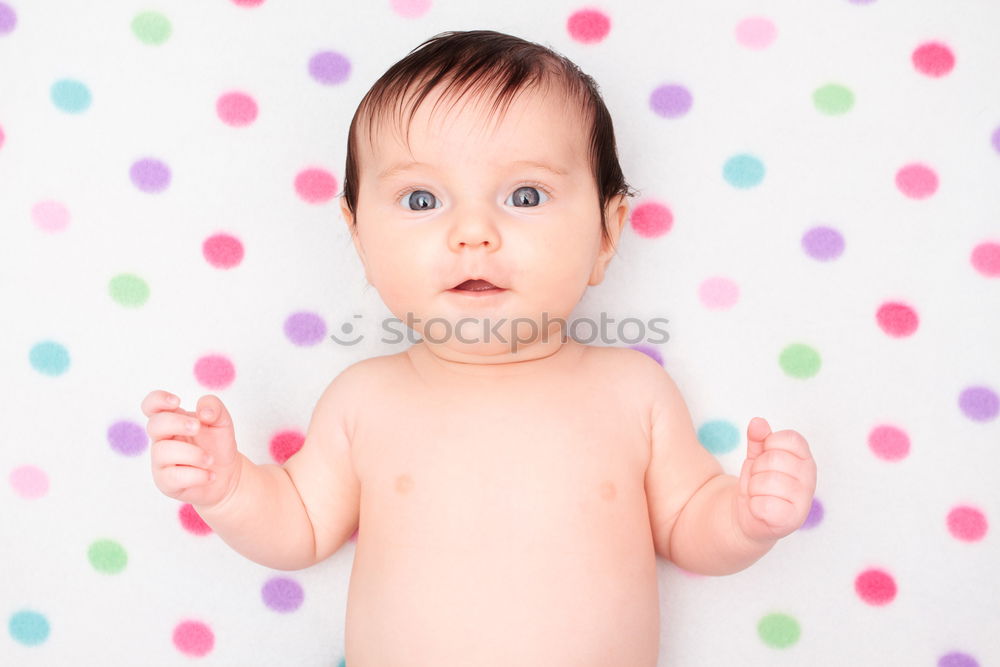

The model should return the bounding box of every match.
[329,312,670,351]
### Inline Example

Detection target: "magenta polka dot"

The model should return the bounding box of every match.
[650,84,692,119]
[216,91,258,127]
[179,503,213,536]
[567,8,611,44]
[630,201,673,238]
[802,225,844,261]
[0,123,5,149]
[130,158,171,193]
[284,311,327,346]
[194,354,236,390]
[629,344,662,366]
[270,429,304,464]
[390,0,431,18]
[868,424,910,461]
[912,41,955,77]
[970,242,1000,277]
[946,505,987,542]
[202,233,244,269]
[0,3,16,35]
[107,420,148,456]
[958,385,998,422]
[895,163,937,199]
[734,16,777,50]
[10,465,49,499]
[31,200,70,233]
[698,276,739,309]
[262,576,304,612]
[231,0,264,6]
[294,168,337,203]
[800,497,824,529]
[855,568,896,606]
[308,51,351,85]
[172,620,214,656]
[875,301,918,337]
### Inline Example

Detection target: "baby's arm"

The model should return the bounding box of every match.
[188,368,361,571]
[641,356,814,576]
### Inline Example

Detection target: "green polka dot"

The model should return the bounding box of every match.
[813,83,854,115]
[29,340,70,376]
[723,154,765,188]
[109,273,149,307]
[8,610,50,646]
[698,420,740,454]
[757,612,800,648]
[779,343,821,378]
[88,539,128,574]
[51,79,91,113]
[131,11,171,45]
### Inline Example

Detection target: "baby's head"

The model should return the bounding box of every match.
[338,30,638,361]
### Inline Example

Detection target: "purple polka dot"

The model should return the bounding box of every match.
[0,3,17,34]
[802,225,844,261]
[629,344,663,365]
[992,125,1000,154]
[308,51,351,85]
[938,652,979,667]
[284,311,327,346]
[800,497,824,529]
[848,0,876,4]
[959,386,999,422]
[130,158,171,193]
[262,576,304,612]
[650,84,692,119]
[107,420,148,456]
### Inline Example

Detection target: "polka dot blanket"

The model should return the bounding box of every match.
[2,1,997,665]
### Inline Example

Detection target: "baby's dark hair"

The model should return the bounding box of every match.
[339,29,638,253]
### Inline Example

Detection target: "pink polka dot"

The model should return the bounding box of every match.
[0,124,5,149]
[567,8,611,44]
[390,0,431,18]
[946,505,987,542]
[172,620,214,657]
[912,41,955,77]
[294,168,337,204]
[216,91,258,127]
[270,429,304,464]
[10,465,49,499]
[895,163,938,199]
[698,276,740,309]
[202,233,244,269]
[734,16,777,50]
[194,354,235,390]
[876,301,919,337]
[231,0,264,6]
[32,200,70,232]
[179,503,213,536]
[630,201,673,239]
[855,568,896,606]
[868,424,910,461]
[971,242,1000,277]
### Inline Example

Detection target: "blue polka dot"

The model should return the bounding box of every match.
[51,79,91,113]
[697,419,740,454]
[9,609,50,646]
[723,154,765,188]
[29,340,70,376]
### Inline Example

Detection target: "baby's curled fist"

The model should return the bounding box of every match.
[141,390,242,508]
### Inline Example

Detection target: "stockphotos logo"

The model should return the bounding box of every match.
[329,312,670,350]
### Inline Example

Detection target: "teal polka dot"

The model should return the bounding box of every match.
[723,154,765,188]
[51,79,91,113]
[29,340,70,376]
[9,610,50,646]
[698,420,740,454]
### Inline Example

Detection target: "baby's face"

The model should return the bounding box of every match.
[341,81,626,358]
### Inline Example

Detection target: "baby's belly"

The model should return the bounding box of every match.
[342,464,660,666]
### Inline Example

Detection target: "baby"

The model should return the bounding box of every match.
[142,30,816,666]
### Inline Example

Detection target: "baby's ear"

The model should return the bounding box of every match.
[588,195,629,286]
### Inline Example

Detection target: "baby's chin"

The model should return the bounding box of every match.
[414,315,569,356]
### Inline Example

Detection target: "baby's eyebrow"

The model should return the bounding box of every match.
[377,159,570,180]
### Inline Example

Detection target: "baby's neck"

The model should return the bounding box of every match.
[406,335,582,378]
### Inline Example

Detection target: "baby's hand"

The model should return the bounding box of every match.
[735,417,817,543]
[141,390,242,508]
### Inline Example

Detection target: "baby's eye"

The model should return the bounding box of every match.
[398,189,440,211]
[506,185,549,208]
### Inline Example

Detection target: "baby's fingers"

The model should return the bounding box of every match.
[146,410,203,442]
[141,390,181,417]
[151,439,215,471]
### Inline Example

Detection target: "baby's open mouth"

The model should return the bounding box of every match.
[451,279,505,292]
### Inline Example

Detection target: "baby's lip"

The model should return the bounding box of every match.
[449,276,506,290]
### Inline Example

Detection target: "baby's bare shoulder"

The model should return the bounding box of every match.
[582,345,666,383]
